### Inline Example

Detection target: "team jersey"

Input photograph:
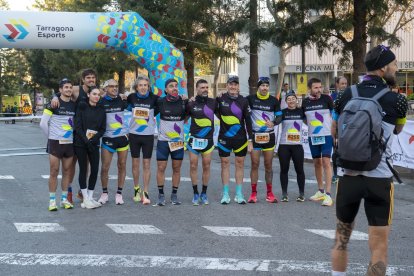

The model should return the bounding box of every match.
[157,97,188,142]
[302,94,333,137]
[334,75,408,178]
[186,96,216,139]
[279,107,305,145]
[246,93,282,133]
[42,98,76,141]
[127,92,159,136]
[100,95,129,138]
[216,92,253,140]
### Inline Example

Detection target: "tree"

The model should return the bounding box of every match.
[248,0,259,95]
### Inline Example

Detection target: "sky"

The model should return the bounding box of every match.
[7,0,36,11]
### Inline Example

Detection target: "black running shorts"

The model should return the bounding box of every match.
[129,134,154,159]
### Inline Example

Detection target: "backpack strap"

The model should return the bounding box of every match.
[350,85,359,98]
[372,88,390,101]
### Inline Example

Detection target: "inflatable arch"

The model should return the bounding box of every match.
[0,11,187,95]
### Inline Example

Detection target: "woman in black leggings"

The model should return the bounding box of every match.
[74,87,106,209]
[278,92,306,202]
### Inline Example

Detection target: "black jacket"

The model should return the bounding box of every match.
[74,101,106,148]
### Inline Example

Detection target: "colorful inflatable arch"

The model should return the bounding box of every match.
[0,11,187,95]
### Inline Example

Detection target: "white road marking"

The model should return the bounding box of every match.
[0,175,15,179]
[202,226,271,237]
[305,229,369,240]
[41,175,62,179]
[229,178,262,183]
[108,175,132,180]
[0,152,47,157]
[289,178,318,184]
[0,253,411,274]
[0,147,46,152]
[106,224,163,234]
[14,223,65,233]
[165,177,191,181]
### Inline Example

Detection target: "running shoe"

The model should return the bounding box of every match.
[81,198,96,209]
[248,192,257,203]
[48,200,58,211]
[142,192,151,205]
[281,195,289,202]
[155,193,165,206]
[115,193,124,205]
[296,195,305,202]
[309,191,326,201]
[76,190,83,200]
[133,185,142,203]
[220,193,231,204]
[91,199,102,208]
[171,193,181,205]
[192,193,200,206]
[266,192,278,203]
[98,193,109,205]
[67,191,73,204]
[322,194,333,206]
[60,199,73,209]
[332,176,339,185]
[234,193,246,204]
[200,193,209,205]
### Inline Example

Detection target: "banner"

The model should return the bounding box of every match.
[0,11,187,96]
[296,74,308,95]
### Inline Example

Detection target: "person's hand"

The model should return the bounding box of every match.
[217,91,223,97]
[51,97,60,108]
[265,120,274,128]
[181,94,188,100]
[247,140,253,153]
[119,94,127,100]
[189,96,196,102]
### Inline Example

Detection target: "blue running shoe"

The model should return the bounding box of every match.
[192,193,200,206]
[154,193,165,206]
[200,193,209,205]
[220,193,230,204]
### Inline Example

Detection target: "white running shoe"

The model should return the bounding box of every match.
[81,198,96,209]
[98,193,109,204]
[115,193,124,205]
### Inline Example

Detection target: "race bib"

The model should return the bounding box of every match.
[255,133,270,144]
[192,138,208,150]
[133,107,150,119]
[168,141,184,152]
[286,133,301,143]
[86,129,98,140]
[59,140,73,144]
[311,136,325,145]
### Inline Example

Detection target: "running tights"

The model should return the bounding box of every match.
[74,146,100,190]
[278,144,305,195]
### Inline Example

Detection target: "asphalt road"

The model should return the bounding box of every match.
[0,122,413,275]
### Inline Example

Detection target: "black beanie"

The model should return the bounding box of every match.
[364,45,396,71]
[257,77,270,87]
[165,78,178,88]
[285,91,297,101]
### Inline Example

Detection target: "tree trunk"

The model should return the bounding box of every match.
[275,46,290,98]
[213,57,224,97]
[248,0,258,95]
[185,45,195,98]
[118,68,125,94]
[352,0,368,83]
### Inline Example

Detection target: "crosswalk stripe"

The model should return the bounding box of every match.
[230,178,262,183]
[41,175,62,179]
[41,175,132,180]
[0,175,15,179]
[14,223,65,233]
[106,224,163,234]
[289,178,318,184]
[0,253,412,274]
[202,226,271,237]
[0,152,47,157]
[305,229,368,240]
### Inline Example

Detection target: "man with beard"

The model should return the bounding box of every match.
[331,45,408,276]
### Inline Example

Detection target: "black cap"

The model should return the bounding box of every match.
[165,78,178,88]
[227,76,239,84]
[257,76,270,87]
[59,78,72,88]
[364,45,396,71]
[285,91,297,101]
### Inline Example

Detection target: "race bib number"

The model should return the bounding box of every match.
[86,129,98,140]
[311,136,325,145]
[168,141,184,152]
[286,133,301,143]
[133,107,150,119]
[59,140,73,144]
[255,133,270,144]
[192,138,208,150]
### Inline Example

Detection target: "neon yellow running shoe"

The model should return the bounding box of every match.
[133,185,142,202]
[309,191,326,201]
[48,200,58,211]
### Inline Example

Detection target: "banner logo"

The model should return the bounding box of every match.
[3,19,29,42]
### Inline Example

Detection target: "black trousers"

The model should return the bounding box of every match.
[74,145,100,191]
[278,144,305,195]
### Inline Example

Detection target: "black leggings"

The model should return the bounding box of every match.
[278,144,305,195]
[75,146,100,190]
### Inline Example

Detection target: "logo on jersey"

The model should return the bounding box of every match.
[310,111,323,134]
[166,123,181,141]
[222,102,242,137]
[288,121,301,133]
[194,105,214,138]
[256,112,271,132]
[61,118,73,138]
[109,114,124,135]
